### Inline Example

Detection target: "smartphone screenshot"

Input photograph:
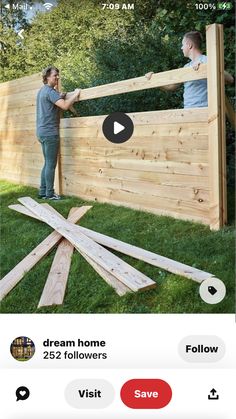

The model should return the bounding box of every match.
[0,0,235,418]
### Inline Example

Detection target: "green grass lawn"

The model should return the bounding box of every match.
[0,180,235,314]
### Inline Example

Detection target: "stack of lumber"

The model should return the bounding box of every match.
[0,198,155,307]
[0,197,221,308]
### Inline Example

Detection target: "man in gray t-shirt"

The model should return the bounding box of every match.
[36,66,80,199]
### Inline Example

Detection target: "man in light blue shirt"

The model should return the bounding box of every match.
[181,31,208,108]
[146,31,233,108]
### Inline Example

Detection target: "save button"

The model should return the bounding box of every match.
[120,379,172,409]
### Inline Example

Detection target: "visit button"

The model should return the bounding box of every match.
[120,379,172,409]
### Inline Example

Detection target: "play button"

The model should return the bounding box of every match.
[114,121,125,135]
[102,112,134,144]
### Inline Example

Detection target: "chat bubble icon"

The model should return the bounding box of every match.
[16,386,30,401]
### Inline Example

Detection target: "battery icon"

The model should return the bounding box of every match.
[217,2,233,9]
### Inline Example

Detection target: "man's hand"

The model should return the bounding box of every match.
[60,92,67,99]
[192,61,201,71]
[145,72,154,80]
[74,88,81,99]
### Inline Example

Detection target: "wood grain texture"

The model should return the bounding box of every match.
[18,197,156,292]
[206,23,225,229]
[0,206,92,301]
[42,204,131,297]
[218,24,227,225]
[10,203,219,283]
[38,208,76,307]
[66,65,207,101]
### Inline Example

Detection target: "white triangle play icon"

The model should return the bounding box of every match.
[114,121,125,135]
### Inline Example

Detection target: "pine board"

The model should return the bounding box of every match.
[0,206,92,301]
[42,204,131,297]
[18,197,156,292]
[9,203,216,282]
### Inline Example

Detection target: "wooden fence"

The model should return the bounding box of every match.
[0,24,227,229]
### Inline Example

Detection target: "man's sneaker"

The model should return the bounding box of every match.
[47,193,61,200]
[38,194,46,199]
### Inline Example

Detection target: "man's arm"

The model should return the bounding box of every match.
[224,71,234,85]
[55,89,81,111]
[192,62,234,85]
[60,92,79,115]
[160,84,181,91]
[145,72,180,91]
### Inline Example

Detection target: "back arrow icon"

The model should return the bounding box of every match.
[18,29,24,39]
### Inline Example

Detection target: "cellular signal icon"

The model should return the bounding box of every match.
[43,2,53,10]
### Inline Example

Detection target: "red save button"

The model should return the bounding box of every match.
[120,379,172,409]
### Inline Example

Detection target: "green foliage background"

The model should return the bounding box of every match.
[0,0,235,181]
[1,0,235,110]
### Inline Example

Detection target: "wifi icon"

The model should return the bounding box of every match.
[43,2,53,10]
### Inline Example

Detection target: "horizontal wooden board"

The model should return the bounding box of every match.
[0,94,39,111]
[62,173,209,203]
[0,173,39,188]
[61,165,208,187]
[65,189,210,225]
[63,180,209,215]
[61,145,208,163]
[0,113,37,125]
[61,108,209,129]
[0,121,36,130]
[0,135,38,145]
[61,122,208,140]
[61,157,209,176]
[67,65,207,101]
[0,166,42,178]
[60,136,209,154]
[0,149,43,159]
[0,73,41,95]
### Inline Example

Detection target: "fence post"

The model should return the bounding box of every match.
[206,23,226,230]
[218,24,227,225]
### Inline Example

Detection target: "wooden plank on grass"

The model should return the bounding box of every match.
[10,202,129,296]
[42,204,131,297]
[0,206,92,301]
[10,203,220,284]
[38,207,76,307]
[78,249,131,297]
[18,197,156,292]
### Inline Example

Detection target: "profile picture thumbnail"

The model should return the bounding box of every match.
[10,336,35,361]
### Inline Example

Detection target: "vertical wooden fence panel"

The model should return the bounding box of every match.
[0,73,42,187]
[218,24,227,225]
[206,23,226,229]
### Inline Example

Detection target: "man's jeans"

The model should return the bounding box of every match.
[38,136,59,197]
